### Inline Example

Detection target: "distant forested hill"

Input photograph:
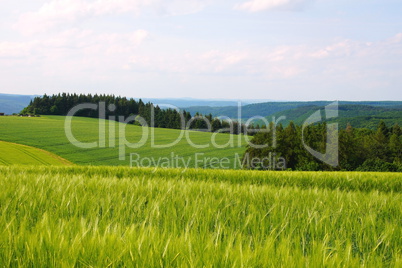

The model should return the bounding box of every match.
[262,104,402,129]
[184,101,402,120]
[0,94,35,115]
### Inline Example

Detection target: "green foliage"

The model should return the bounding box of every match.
[245,121,402,171]
[357,159,402,172]
[0,166,401,266]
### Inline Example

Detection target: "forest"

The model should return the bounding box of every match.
[244,121,402,172]
[21,93,252,134]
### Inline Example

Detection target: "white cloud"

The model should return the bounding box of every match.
[0,27,150,80]
[234,0,313,12]
[14,0,210,35]
[1,26,402,100]
[198,50,249,72]
[2,31,401,79]
[14,0,147,35]
[309,40,357,59]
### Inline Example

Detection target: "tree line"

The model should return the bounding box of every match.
[21,93,255,134]
[244,121,402,172]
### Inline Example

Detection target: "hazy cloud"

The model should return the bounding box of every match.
[14,0,141,34]
[2,31,401,80]
[14,0,209,35]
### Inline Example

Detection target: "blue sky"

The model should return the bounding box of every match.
[0,0,401,101]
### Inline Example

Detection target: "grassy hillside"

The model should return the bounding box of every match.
[0,116,247,168]
[0,166,401,266]
[0,141,72,166]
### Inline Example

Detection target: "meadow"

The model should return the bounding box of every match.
[0,116,247,168]
[0,165,401,267]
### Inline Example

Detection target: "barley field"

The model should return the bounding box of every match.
[0,166,401,267]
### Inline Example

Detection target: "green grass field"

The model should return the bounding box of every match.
[0,166,401,267]
[0,116,247,168]
[0,140,72,166]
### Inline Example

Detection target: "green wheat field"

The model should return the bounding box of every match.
[0,166,401,267]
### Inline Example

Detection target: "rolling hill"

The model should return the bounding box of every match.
[0,115,248,168]
[183,101,402,120]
